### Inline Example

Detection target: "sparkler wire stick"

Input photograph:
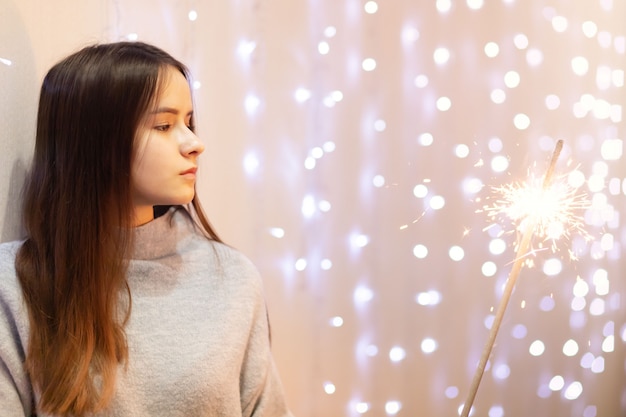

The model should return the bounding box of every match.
[460,140,564,417]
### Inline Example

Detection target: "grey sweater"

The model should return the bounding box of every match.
[0,208,293,416]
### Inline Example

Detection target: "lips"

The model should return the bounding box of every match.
[180,167,197,175]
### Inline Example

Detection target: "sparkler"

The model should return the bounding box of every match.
[460,140,589,416]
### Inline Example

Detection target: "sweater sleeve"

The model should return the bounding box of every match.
[0,242,34,417]
[236,258,293,417]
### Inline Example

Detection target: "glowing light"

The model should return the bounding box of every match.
[1,57,13,66]
[301,195,316,218]
[564,381,583,400]
[455,144,470,158]
[490,89,506,104]
[490,155,509,172]
[483,167,590,258]
[364,1,378,13]
[549,375,564,391]
[318,199,331,212]
[188,10,198,21]
[545,94,560,110]
[463,177,483,194]
[323,141,336,152]
[582,21,598,38]
[511,324,527,339]
[445,386,459,399]
[373,175,385,187]
[415,290,442,306]
[593,269,609,295]
[467,0,484,10]
[320,259,333,270]
[539,296,555,311]
[573,277,590,297]
[269,227,285,238]
[514,33,529,49]
[429,195,445,210]
[323,382,336,394]
[294,88,312,103]
[413,184,428,198]
[513,113,531,130]
[237,40,257,59]
[436,96,452,111]
[542,258,562,276]
[488,239,506,255]
[362,58,377,71]
[504,71,520,88]
[413,244,428,259]
[295,258,307,271]
[374,119,386,132]
[243,152,260,175]
[526,48,544,66]
[418,132,434,146]
[493,363,510,380]
[529,340,545,356]
[602,335,614,353]
[420,338,438,353]
[414,74,429,88]
[591,356,604,373]
[484,42,499,58]
[589,298,605,316]
[330,316,344,327]
[571,56,589,76]
[365,344,378,357]
[354,286,374,304]
[600,139,622,160]
[436,0,452,13]
[318,41,330,55]
[481,261,497,277]
[562,339,579,356]
[433,47,451,65]
[449,245,465,261]
[351,234,370,248]
[402,26,420,44]
[355,402,370,413]
[385,401,402,415]
[489,405,504,417]
[244,94,261,115]
[610,68,625,89]
[389,346,406,362]
[551,16,568,32]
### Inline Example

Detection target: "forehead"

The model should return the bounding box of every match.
[155,66,192,103]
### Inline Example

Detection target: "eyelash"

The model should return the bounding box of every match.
[154,123,194,132]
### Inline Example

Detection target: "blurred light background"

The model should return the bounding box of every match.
[0,0,624,416]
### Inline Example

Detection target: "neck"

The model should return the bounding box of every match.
[133,206,155,226]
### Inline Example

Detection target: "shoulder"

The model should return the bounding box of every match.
[0,241,22,297]
[0,240,21,269]
[0,240,26,322]
[0,240,29,345]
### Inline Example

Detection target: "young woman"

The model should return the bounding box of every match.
[0,42,292,416]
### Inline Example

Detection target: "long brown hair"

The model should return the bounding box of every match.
[15,42,219,415]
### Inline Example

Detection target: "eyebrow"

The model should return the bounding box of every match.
[151,107,193,117]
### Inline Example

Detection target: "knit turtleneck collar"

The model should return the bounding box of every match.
[132,207,192,260]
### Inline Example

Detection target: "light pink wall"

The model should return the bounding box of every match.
[1,0,624,415]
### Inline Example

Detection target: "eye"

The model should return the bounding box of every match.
[154,124,171,132]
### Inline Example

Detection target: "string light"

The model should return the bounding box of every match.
[3,1,622,416]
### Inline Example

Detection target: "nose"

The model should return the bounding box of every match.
[180,129,205,156]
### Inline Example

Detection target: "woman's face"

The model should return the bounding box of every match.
[131,66,205,225]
